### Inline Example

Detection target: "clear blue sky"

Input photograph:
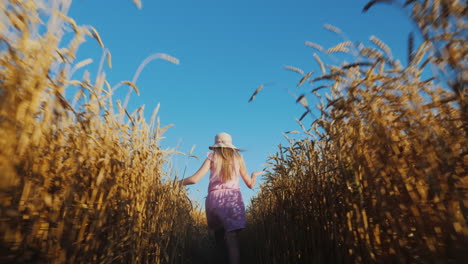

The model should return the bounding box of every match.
[68,0,413,208]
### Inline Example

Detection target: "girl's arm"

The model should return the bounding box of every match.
[240,163,264,189]
[178,158,211,186]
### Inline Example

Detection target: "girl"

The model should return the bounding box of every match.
[179,132,264,264]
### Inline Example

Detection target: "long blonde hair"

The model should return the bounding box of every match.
[212,147,245,182]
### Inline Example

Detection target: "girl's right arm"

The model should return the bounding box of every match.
[178,158,211,186]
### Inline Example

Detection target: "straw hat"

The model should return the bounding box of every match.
[209,132,238,150]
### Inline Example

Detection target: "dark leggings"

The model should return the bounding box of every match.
[215,229,240,264]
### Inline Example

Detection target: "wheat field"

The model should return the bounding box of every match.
[243,0,466,263]
[0,1,198,263]
[1,0,466,263]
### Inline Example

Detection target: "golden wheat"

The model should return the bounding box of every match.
[305,41,324,52]
[284,65,305,76]
[243,1,467,263]
[0,1,196,263]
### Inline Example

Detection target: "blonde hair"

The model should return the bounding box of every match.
[212,147,245,182]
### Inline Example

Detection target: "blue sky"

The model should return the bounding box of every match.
[68,0,413,208]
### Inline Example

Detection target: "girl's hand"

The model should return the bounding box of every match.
[252,171,265,178]
[177,180,184,187]
[250,171,264,188]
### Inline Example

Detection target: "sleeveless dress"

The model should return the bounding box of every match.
[205,152,246,232]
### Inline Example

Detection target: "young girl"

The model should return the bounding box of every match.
[179,132,263,264]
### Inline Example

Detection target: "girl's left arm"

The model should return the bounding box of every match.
[178,158,211,186]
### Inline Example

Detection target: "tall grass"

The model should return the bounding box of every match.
[244,0,466,263]
[0,1,195,263]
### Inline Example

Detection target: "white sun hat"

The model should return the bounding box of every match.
[209,132,239,150]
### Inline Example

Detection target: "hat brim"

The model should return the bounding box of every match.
[209,143,239,150]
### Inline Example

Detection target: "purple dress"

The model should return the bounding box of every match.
[205,152,246,232]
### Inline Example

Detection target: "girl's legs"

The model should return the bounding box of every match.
[214,229,228,263]
[224,229,240,264]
